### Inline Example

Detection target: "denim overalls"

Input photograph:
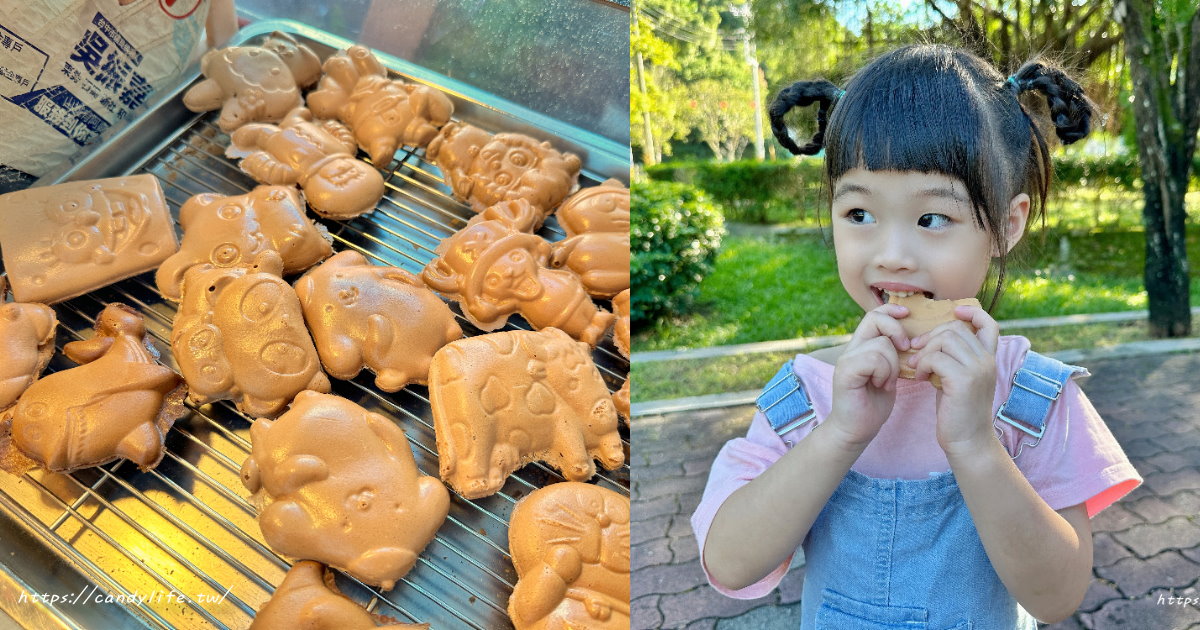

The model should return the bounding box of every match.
[756,351,1084,629]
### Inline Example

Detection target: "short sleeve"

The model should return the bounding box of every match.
[1004,376,1143,518]
[690,409,815,599]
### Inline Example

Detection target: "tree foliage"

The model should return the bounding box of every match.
[632,0,759,163]
[635,0,1133,165]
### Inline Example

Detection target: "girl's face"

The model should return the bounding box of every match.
[831,169,1029,312]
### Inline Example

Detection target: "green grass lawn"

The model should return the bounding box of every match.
[634,227,1200,352]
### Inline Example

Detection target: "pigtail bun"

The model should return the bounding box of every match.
[768,80,842,155]
[1007,61,1095,145]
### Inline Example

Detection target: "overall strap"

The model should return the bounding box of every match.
[756,360,816,436]
[996,350,1087,439]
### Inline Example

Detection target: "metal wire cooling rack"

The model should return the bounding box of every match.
[0,21,629,630]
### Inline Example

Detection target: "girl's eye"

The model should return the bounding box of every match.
[918,213,951,229]
[846,208,875,224]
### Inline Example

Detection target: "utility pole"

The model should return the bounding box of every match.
[632,4,658,165]
[732,3,764,160]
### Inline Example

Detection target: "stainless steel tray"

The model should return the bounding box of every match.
[0,19,629,630]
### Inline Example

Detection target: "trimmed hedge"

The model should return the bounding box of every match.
[645,158,826,223]
[646,154,1200,224]
[631,179,725,326]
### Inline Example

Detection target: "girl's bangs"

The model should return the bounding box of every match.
[824,55,993,223]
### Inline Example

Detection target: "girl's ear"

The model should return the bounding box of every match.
[993,193,1031,256]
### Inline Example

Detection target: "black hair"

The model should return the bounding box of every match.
[768,44,1096,308]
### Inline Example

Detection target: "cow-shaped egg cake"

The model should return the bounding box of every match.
[156,186,332,300]
[294,250,462,392]
[508,482,630,630]
[428,328,624,500]
[240,391,449,591]
[0,304,185,474]
[172,251,329,418]
[425,122,581,215]
[306,45,453,166]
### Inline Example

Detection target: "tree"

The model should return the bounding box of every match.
[683,79,756,161]
[925,0,1121,72]
[632,0,726,164]
[1118,0,1198,337]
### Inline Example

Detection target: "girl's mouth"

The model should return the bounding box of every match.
[875,287,934,304]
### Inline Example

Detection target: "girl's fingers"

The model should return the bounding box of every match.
[842,336,900,389]
[955,304,1000,353]
[913,351,959,384]
[869,338,900,389]
[850,304,911,352]
[907,321,982,367]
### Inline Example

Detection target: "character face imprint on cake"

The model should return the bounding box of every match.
[305,45,454,166]
[508,482,631,629]
[294,250,462,392]
[422,220,613,346]
[183,32,321,132]
[172,251,330,418]
[428,329,623,500]
[425,122,582,215]
[0,175,177,304]
[240,391,449,590]
[40,186,148,266]
[156,186,331,301]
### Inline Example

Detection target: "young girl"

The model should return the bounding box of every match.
[690,44,1142,628]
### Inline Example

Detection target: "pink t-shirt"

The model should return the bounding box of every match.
[691,335,1143,599]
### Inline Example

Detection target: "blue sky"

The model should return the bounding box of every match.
[834,0,947,35]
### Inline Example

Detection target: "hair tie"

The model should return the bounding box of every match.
[1005,75,1020,90]
[836,88,846,99]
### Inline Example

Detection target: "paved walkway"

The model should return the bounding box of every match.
[631,350,1200,629]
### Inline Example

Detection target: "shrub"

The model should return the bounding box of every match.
[631,179,725,326]
[646,158,825,223]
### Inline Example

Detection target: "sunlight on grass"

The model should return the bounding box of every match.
[634,224,1200,353]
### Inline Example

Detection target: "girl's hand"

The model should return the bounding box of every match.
[907,305,1000,456]
[827,303,910,448]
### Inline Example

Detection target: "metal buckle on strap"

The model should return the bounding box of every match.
[995,403,1046,439]
[772,408,816,436]
[756,374,800,411]
[756,364,816,436]
[1011,368,1063,401]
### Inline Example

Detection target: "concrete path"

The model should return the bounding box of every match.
[631,350,1200,629]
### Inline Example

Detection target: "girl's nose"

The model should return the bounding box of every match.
[873,227,917,271]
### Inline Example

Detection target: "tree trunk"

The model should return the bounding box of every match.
[1120,0,1198,338]
[1140,177,1192,337]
